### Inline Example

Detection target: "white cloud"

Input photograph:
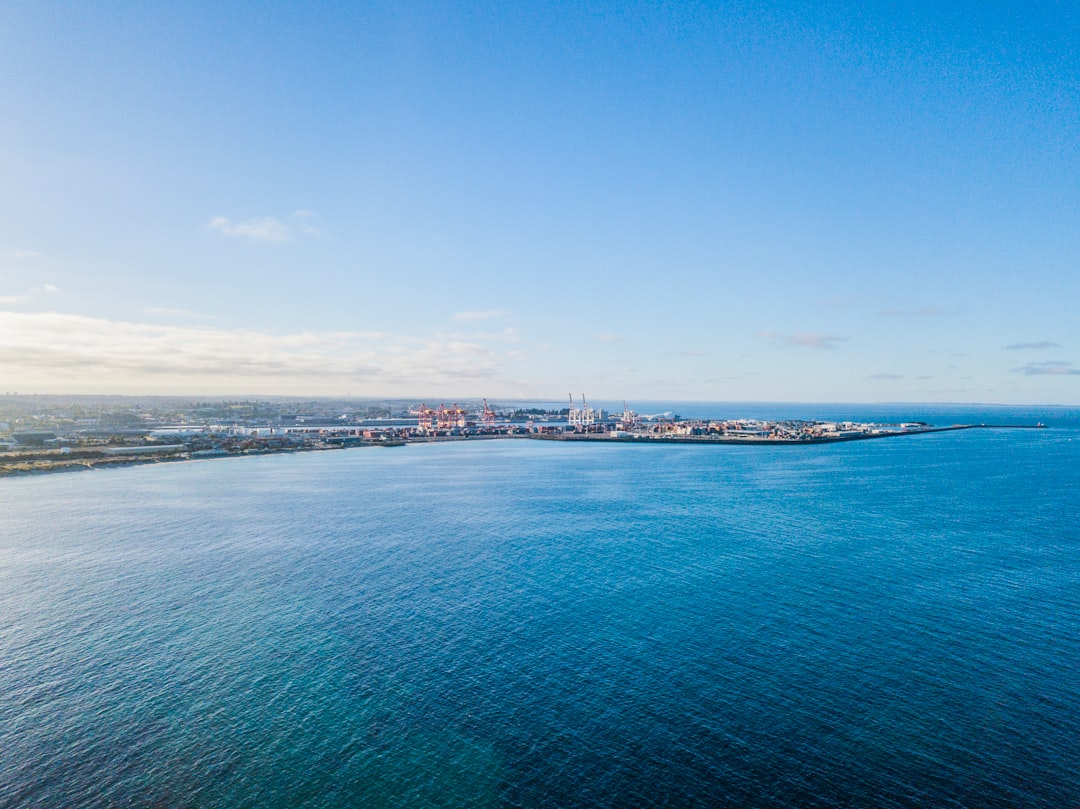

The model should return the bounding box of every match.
[453,309,510,322]
[596,332,621,343]
[0,311,515,394]
[43,284,60,293]
[760,331,849,350]
[0,295,30,305]
[209,216,293,242]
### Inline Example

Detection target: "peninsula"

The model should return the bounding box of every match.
[0,394,1044,477]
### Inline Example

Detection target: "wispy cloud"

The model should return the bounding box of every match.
[1004,341,1063,351]
[2,248,48,262]
[441,327,521,343]
[1,283,60,304]
[821,295,864,309]
[702,372,757,384]
[679,349,709,357]
[291,209,321,235]
[876,306,952,318]
[760,331,849,350]
[453,309,510,322]
[209,216,293,242]
[0,311,517,394]
[596,332,621,343]
[869,373,903,380]
[144,307,218,321]
[1013,361,1080,376]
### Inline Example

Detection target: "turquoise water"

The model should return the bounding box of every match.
[2,405,1078,807]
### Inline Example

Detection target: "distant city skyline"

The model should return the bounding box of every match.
[2,2,1078,403]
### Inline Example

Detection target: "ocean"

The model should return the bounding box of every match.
[1,404,1078,808]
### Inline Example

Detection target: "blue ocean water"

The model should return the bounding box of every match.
[1,405,1078,808]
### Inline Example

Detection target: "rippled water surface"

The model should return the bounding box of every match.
[2,406,1078,807]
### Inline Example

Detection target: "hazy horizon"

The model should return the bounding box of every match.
[3,392,1077,411]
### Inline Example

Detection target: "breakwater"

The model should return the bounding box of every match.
[529,424,1044,445]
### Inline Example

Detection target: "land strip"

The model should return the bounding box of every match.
[0,424,1045,478]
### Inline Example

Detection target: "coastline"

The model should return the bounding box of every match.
[0,424,1044,479]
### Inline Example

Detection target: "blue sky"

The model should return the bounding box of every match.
[2,1,1078,402]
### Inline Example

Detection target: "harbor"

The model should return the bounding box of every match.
[0,394,1046,476]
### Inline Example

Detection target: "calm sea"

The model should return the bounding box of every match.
[1,404,1078,808]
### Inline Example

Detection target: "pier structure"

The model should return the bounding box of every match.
[482,399,497,427]
[618,401,639,430]
[415,403,470,434]
[415,404,437,433]
[568,394,601,429]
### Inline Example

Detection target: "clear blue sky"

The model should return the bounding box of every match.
[2,1,1078,402]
